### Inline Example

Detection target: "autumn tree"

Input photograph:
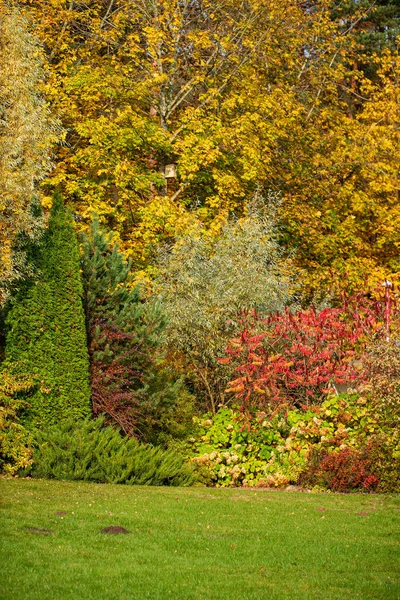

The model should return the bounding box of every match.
[18,1,336,252]
[18,0,400,295]
[277,46,400,296]
[0,1,59,305]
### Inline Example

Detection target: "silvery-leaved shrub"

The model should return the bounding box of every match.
[156,198,293,412]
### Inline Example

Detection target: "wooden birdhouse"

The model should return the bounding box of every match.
[164,163,177,179]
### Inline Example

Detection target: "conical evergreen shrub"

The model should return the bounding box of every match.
[3,195,91,428]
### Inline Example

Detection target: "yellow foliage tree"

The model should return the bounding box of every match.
[0,371,33,475]
[18,0,400,293]
[0,1,59,304]
[277,47,400,295]
[18,2,335,248]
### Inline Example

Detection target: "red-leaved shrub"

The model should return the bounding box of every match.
[300,447,379,492]
[90,319,145,437]
[219,293,386,411]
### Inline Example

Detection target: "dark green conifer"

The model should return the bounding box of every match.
[330,1,400,56]
[4,195,91,428]
[81,217,167,437]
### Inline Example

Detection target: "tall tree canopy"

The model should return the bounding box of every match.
[18,0,400,295]
[0,0,59,305]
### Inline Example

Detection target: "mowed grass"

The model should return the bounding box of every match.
[1,479,399,600]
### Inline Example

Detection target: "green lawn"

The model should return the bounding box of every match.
[1,479,399,599]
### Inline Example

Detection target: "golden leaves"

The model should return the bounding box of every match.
[0,1,60,303]
[11,0,399,297]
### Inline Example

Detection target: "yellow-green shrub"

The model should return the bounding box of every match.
[189,407,290,487]
[190,394,399,490]
[0,373,33,475]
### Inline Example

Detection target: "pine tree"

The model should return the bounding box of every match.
[333,1,400,56]
[81,218,166,437]
[3,195,91,428]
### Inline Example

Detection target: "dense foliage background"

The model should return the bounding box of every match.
[0,0,399,492]
[5,0,399,294]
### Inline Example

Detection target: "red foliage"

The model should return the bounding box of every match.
[90,319,147,437]
[219,293,387,409]
[301,447,379,492]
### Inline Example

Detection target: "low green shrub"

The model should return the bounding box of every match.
[28,417,197,486]
[137,369,197,446]
[286,395,400,492]
[0,373,34,475]
[190,407,291,487]
[190,394,400,491]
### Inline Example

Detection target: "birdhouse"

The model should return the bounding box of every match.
[164,163,177,179]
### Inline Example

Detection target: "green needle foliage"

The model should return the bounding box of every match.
[81,217,196,442]
[28,416,197,486]
[3,195,91,428]
[81,217,165,436]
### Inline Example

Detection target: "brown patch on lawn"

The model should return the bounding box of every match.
[100,526,129,535]
[26,527,52,535]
